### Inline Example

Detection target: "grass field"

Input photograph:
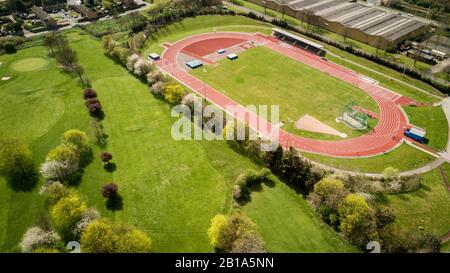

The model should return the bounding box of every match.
[403,105,449,151]
[242,181,357,252]
[191,46,379,140]
[0,30,351,252]
[380,163,450,237]
[301,144,437,173]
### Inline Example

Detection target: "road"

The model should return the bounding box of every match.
[22,0,150,38]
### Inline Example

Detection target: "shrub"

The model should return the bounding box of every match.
[51,195,87,240]
[164,84,185,105]
[72,208,100,239]
[32,247,61,253]
[83,88,98,99]
[313,177,346,209]
[207,214,234,251]
[126,53,140,71]
[383,166,400,180]
[338,194,371,237]
[39,160,78,181]
[80,218,115,253]
[46,143,79,165]
[62,129,91,165]
[0,138,37,191]
[181,93,202,111]
[100,152,113,163]
[85,98,102,114]
[207,213,264,252]
[150,81,166,97]
[230,232,266,253]
[147,70,165,86]
[133,58,153,77]
[19,227,61,253]
[114,227,152,253]
[101,183,118,199]
[40,182,73,206]
[81,218,152,253]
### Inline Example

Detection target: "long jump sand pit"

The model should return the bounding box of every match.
[296,115,347,138]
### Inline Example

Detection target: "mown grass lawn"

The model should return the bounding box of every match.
[242,181,357,252]
[0,30,352,253]
[403,105,448,151]
[301,144,436,174]
[379,163,450,238]
[191,46,379,139]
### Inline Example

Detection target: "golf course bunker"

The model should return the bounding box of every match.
[11,57,48,72]
[1,76,11,81]
[296,115,347,138]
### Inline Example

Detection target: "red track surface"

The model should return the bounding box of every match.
[155,32,410,157]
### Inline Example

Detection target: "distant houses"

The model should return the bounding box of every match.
[71,5,98,20]
[31,6,57,29]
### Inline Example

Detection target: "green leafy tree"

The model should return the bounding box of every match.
[164,84,185,105]
[0,138,37,191]
[80,219,116,253]
[338,194,371,236]
[62,129,92,166]
[51,195,87,239]
[207,214,234,250]
[383,166,399,180]
[46,143,79,166]
[81,219,152,253]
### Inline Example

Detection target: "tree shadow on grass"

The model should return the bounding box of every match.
[235,179,276,206]
[106,194,123,211]
[104,162,116,173]
[6,170,38,192]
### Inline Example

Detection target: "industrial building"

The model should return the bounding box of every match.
[247,0,429,50]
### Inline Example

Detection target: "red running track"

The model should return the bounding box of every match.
[155,32,410,157]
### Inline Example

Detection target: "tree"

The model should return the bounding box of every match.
[51,195,87,239]
[81,219,152,253]
[147,70,165,86]
[151,81,166,97]
[100,152,113,163]
[280,147,312,192]
[338,194,371,237]
[133,59,153,77]
[80,219,116,253]
[19,227,61,253]
[43,32,62,57]
[62,129,91,166]
[101,183,118,199]
[39,160,79,181]
[230,232,266,253]
[264,145,283,176]
[383,166,399,180]
[40,182,73,207]
[0,138,37,191]
[313,177,346,210]
[314,178,345,198]
[55,41,78,69]
[46,143,79,166]
[164,84,185,105]
[72,208,100,239]
[126,53,140,71]
[114,228,152,253]
[83,88,98,99]
[207,214,234,251]
[63,130,90,152]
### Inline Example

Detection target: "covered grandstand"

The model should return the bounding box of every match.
[247,0,429,50]
[273,28,326,57]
